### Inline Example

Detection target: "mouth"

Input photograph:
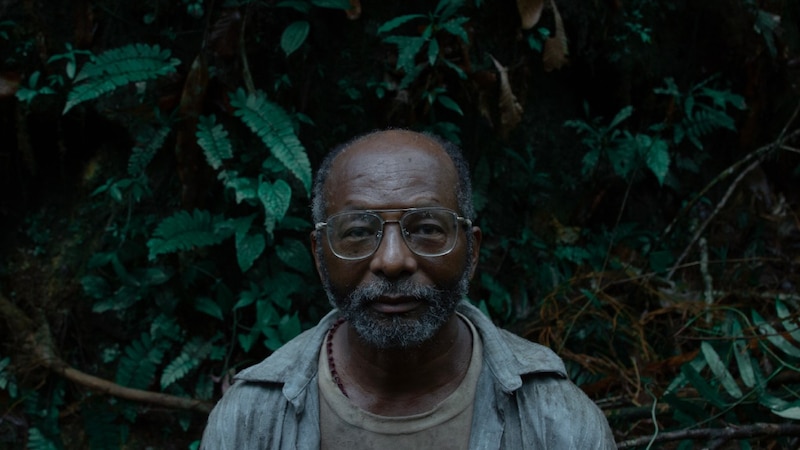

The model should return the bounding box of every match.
[369,296,424,314]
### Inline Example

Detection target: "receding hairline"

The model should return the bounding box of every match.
[311,129,475,224]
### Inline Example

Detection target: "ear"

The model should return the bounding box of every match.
[310,230,324,281]
[468,225,482,280]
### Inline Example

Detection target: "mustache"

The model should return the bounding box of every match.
[348,279,442,305]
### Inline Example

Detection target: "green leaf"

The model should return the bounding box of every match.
[608,136,637,179]
[278,313,302,342]
[383,36,426,75]
[437,95,463,116]
[223,175,259,203]
[129,125,170,176]
[27,428,59,450]
[752,310,800,357]
[64,43,180,113]
[230,88,312,194]
[281,21,310,56]
[311,0,351,9]
[238,329,260,353]
[642,135,670,184]
[195,296,223,320]
[700,341,742,399]
[276,0,311,13]
[681,361,726,408]
[116,333,165,389]
[81,275,110,300]
[439,17,469,43]
[608,105,634,130]
[258,179,292,234]
[776,299,800,342]
[236,232,266,272]
[377,14,425,34]
[759,393,800,419]
[731,319,756,388]
[197,115,233,170]
[234,283,261,310]
[427,38,439,66]
[160,337,211,389]
[276,239,312,273]
[147,210,233,260]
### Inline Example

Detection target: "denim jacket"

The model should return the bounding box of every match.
[200,301,616,449]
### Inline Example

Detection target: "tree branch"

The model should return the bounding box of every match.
[0,294,214,414]
[617,422,800,448]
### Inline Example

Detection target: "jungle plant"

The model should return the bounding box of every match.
[377,0,470,89]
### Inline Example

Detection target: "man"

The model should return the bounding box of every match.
[200,129,616,449]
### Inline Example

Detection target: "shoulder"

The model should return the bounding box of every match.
[515,375,616,447]
[200,380,287,449]
[457,302,566,378]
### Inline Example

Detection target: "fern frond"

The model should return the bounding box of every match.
[27,428,59,450]
[160,337,211,389]
[147,210,233,260]
[115,333,166,390]
[128,125,171,176]
[683,106,735,149]
[64,43,180,113]
[230,88,311,194]
[196,115,233,170]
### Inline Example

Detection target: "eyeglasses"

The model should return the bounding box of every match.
[315,207,471,260]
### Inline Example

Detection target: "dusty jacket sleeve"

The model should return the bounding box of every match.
[515,375,616,449]
[200,380,289,450]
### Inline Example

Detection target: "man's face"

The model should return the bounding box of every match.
[311,131,481,349]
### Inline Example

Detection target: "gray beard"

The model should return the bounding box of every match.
[333,277,468,349]
[318,263,471,349]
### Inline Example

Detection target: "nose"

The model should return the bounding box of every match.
[369,222,417,279]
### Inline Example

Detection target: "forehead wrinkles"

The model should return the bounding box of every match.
[324,141,458,209]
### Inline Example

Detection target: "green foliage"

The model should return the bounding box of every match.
[116,333,168,390]
[197,115,233,170]
[377,0,469,88]
[567,76,745,185]
[147,210,234,259]
[229,88,312,194]
[0,356,17,397]
[281,21,310,56]
[664,300,800,433]
[3,0,798,448]
[64,43,180,113]
[653,76,746,150]
[161,336,220,390]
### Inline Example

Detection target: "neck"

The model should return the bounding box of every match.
[332,313,472,415]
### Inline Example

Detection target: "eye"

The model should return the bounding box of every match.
[340,226,375,240]
[412,222,446,236]
[333,214,380,241]
[405,214,448,237]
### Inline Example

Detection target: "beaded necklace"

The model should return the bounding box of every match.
[326,317,348,398]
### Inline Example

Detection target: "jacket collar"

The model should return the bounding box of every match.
[234,301,566,398]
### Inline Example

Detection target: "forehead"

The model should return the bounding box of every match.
[324,131,459,213]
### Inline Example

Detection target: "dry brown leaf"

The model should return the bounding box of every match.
[490,55,523,139]
[542,0,569,71]
[517,0,545,30]
[346,0,362,20]
[0,72,21,98]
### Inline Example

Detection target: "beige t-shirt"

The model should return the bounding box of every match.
[318,315,483,450]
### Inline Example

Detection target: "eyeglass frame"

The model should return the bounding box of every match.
[314,207,473,260]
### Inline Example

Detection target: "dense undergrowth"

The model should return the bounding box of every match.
[1,0,800,448]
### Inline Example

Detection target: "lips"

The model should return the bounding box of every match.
[369,296,423,314]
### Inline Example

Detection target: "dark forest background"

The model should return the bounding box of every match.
[1,0,800,448]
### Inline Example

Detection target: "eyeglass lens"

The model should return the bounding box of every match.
[327,209,459,259]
